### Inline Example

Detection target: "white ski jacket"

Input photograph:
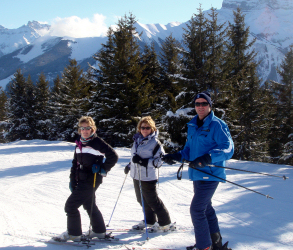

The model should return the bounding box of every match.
[129,130,164,181]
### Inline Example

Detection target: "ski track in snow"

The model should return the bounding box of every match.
[0,140,293,249]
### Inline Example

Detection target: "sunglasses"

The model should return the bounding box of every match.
[141,126,151,130]
[195,102,209,107]
[79,126,92,131]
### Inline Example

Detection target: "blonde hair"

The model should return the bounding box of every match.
[137,116,157,134]
[77,116,97,134]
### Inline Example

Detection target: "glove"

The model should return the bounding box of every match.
[92,164,100,173]
[124,163,130,174]
[162,153,182,165]
[92,164,107,177]
[132,154,148,167]
[69,180,77,192]
[189,154,212,169]
[99,168,107,177]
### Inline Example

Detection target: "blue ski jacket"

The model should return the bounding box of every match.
[180,111,234,182]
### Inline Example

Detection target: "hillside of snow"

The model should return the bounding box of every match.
[1,140,293,249]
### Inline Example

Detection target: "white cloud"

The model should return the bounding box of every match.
[49,14,108,38]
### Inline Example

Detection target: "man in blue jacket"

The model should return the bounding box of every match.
[163,91,234,250]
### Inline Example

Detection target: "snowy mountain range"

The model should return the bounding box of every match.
[1,0,293,89]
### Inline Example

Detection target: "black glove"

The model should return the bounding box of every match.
[132,154,149,167]
[189,154,212,169]
[162,153,182,165]
[124,163,130,174]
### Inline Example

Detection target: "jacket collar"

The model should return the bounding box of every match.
[188,111,214,128]
[133,130,158,143]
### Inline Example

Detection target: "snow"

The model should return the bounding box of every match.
[166,108,194,118]
[14,36,49,63]
[0,75,13,89]
[0,22,50,55]
[1,140,293,250]
[67,37,107,62]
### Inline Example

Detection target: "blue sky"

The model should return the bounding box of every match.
[1,0,223,30]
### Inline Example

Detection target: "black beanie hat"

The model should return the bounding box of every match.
[194,91,212,107]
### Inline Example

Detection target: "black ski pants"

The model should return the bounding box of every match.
[133,179,171,226]
[65,180,106,236]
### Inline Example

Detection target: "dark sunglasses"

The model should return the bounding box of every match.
[141,126,151,130]
[79,126,92,131]
[195,102,209,107]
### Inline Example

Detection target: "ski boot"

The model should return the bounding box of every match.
[52,231,82,242]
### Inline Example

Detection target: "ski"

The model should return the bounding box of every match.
[122,246,178,250]
[220,241,232,250]
[40,231,121,247]
[43,236,121,247]
[44,238,94,247]
[90,236,121,243]
[107,228,144,234]
[108,222,180,234]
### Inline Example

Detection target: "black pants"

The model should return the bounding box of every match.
[65,181,106,236]
[133,179,171,226]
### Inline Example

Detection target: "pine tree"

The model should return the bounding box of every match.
[34,73,51,139]
[226,7,256,91]
[272,45,293,165]
[50,59,91,141]
[179,6,209,107]
[163,6,230,151]
[90,27,115,120]
[0,87,8,142]
[206,8,230,107]
[92,13,152,146]
[6,70,36,141]
[232,64,271,161]
[140,42,161,118]
[25,75,37,138]
[0,87,7,122]
[158,34,185,149]
[159,34,182,113]
[161,6,211,151]
[225,7,256,125]
[225,7,261,160]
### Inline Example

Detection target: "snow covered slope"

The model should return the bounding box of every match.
[1,140,293,249]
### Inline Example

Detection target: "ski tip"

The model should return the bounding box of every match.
[222,241,233,250]
[51,237,63,242]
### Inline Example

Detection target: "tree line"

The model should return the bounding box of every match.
[0,7,292,165]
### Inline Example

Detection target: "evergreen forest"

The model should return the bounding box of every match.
[0,8,292,165]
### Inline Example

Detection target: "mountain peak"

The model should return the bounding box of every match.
[27,20,50,30]
[222,0,293,10]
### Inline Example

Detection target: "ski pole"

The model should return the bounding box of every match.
[137,163,149,240]
[106,173,128,227]
[208,164,288,180]
[190,163,274,199]
[86,173,97,246]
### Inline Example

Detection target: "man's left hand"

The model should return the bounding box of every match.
[189,154,212,169]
